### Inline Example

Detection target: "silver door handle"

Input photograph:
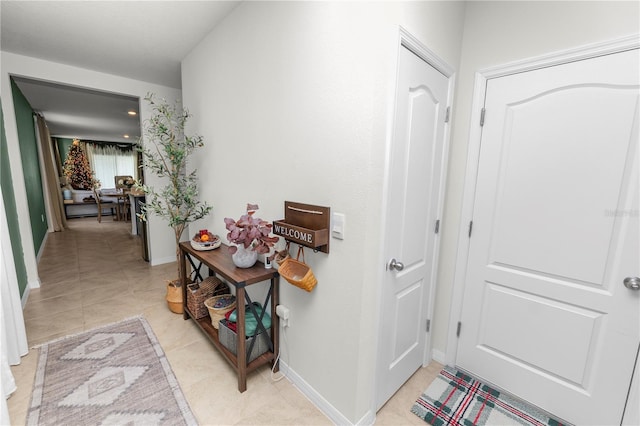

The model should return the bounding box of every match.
[387,258,404,271]
[624,277,640,290]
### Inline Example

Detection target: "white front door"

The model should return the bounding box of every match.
[457,48,639,425]
[376,44,451,409]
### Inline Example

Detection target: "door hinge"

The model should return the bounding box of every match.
[468,220,473,238]
[456,321,462,337]
[445,106,451,123]
[480,108,486,127]
[434,219,440,234]
[426,319,431,332]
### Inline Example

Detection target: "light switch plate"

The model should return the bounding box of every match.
[332,212,345,240]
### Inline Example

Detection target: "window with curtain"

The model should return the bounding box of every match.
[85,143,137,189]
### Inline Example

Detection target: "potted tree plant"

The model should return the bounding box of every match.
[137,93,212,313]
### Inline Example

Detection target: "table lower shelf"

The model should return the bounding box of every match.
[179,242,280,392]
[185,307,276,375]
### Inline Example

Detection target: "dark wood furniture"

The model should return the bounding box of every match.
[99,188,130,221]
[92,188,117,223]
[179,241,279,392]
[63,199,115,219]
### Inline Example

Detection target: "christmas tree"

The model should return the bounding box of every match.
[63,139,96,190]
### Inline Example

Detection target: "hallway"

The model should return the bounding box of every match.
[7,217,440,425]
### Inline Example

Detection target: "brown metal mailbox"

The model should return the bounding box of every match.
[273,201,330,253]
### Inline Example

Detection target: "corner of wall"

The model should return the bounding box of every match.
[20,284,30,308]
[279,360,357,425]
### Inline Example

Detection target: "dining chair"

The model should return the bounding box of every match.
[92,187,116,223]
[114,176,133,221]
[114,175,133,190]
[120,193,131,221]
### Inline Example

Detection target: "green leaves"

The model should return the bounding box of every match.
[138,93,212,270]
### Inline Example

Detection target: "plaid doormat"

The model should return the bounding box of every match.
[411,366,566,426]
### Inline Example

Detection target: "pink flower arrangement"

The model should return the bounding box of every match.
[224,204,279,254]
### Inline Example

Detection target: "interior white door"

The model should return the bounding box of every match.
[376,45,450,409]
[457,49,639,425]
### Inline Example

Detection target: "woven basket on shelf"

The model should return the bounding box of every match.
[278,246,317,292]
[205,295,237,329]
[186,276,229,319]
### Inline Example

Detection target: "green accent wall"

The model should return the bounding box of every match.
[1,98,29,296]
[11,78,48,255]
[56,137,74,170]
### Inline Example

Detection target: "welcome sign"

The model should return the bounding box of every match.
[273,222,314,244]
[273,201,330,253]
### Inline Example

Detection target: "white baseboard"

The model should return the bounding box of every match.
[355,409,376,425]
[36,231,48,262]
[432,349,446,365]
[21,284,31,308]
[28,277,40,290]
[280,360,374,425]
[150,256,177,266]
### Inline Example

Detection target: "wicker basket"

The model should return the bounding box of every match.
[278,246,317,292]
[205,295,237,329]
[186,276,229,319]
[166,280,183,314]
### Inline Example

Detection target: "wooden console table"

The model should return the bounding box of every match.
[63,200,105,219]
[179,241,279,392]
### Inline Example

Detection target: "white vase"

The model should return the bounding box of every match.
[232,244,258,268]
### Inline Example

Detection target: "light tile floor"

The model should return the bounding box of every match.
[8,217,441,425]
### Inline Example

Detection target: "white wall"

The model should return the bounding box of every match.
[181,1,465,423]
[0,52,182,281]
[4,1,634,423]
[433,1,640,355]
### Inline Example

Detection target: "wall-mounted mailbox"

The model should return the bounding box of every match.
[273,201,330,253]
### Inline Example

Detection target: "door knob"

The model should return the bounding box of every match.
[387,258,404,271]
[624,277,640,290]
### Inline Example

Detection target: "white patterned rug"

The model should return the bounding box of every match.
[27,317,196,426]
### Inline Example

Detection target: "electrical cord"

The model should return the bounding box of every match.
[271,320,289,382]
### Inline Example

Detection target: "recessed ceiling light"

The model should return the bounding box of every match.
[127,111,137,116]
[123,134,130,139]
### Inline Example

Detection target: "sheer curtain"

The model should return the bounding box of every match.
[85,143,137,189]
[34,115,66,231]
[1,189,28,425]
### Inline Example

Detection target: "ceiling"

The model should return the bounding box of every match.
[12,76,142,143]
[1,1,241,143]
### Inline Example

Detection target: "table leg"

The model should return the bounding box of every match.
[180,247,189,320]
[236,285,247,392]
[272,276,280,372]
